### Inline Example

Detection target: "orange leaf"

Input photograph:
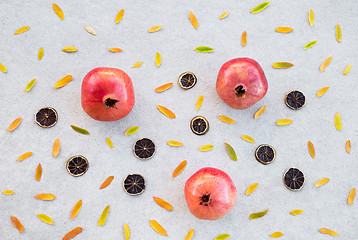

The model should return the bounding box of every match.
[149,220,168,236]
[52,3,64,20]
[17,152,32,161]
[346,140,351,154]
[11,216,24,233]
[319,56,333,72]
[54,75,72,88]
[275,27,293,33]
[254,106,267,119]
[185,229,194,240]
[35,163,42,181]
[153,197,173,211]
[115,9,124,23]
[241,31,247,47]
[348,188,356,205]
[100,176,114,189]
[308,141,315,159]
[189,11,198,29]
[14,26,30,35]
[157,105,176,119]
[53,138,60,157]
[148,25,162,33]
[172,160,187,178]
[34,193,56,201]
[155,83,173,93]
[109,48,123,53]
[7,117,22,132]
[62,227,83,240]
[71,200,82,220]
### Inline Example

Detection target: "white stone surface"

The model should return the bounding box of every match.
[0,0,357,239]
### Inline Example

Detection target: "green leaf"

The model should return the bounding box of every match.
[304,40,317,49]
[37,214,53,225]
[194,46,214,53]
[251,2,270,14]
[335,24,342,43]
[272,62,294,69]
[125,126,139,135]
[225,143,237,161]
[98,205,110,226]
[25,78,36,91]
[249,209,269,220]
[215,233,230,240]
[71,125,90,135]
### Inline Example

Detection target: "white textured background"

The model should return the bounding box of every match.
[0,0,357,239]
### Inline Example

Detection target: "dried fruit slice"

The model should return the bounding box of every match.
[172,160,187,178]
[11,216,24,232]
[71,200,82,220]
[123,174,145,195]
[249,209,269,220]
[246,183,259,196]
[62,227,83,240]
[285,90,305,110]
[190,116,209,135]
[133,138,155,160]
[7,117,22,132]
[283,168,305,191]
[255,144,276,165]
[178,72,197,89]
[149,220,168,236]
[35,107,58,128]
[153,197,173,211]
[66,155,89,177]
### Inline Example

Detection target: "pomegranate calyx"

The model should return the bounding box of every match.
[199,193,212,206]
[105,98,120,109]
[235,85,246,98]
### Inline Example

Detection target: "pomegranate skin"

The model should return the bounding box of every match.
[216,58,268,109]
[81,67,135,121]
[184,167,237,220]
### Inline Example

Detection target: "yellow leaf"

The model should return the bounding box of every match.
[196,96,204,111]
[276,119,292,126]
[155,83,173,93]
[14,26,30,35]
[149,220,168,236]
[109,48,123,53]
[125,126,139,135]
[53,75,72,88]
[98,205,110,226]
[53,138,60,157]
[215,233,230,240]
[199,144,213,152]
[343,63,351,75]
[38,214,53,225]
[70,200,82,220]
[219,115,235,124]
[225,143,237,161]
[254,106,267,119]
[189,11,198,29]
[38,47,44,60]
[25,78,36,92]
[124,223,130,240]
[246,183,259,196]
[241,135,255,143]
[334,113,341,130]
[62,227,83,240]
[307,141,315,159]
[132,61,143,68]
[148,25,162,33]
[315,178,329,187]
[241,31,247,47]
[316,87,329,97]
[346,140,351,154]
[168,140,183,147]
[219,11,229,20]
[269,232,284,238]
[272,62,294,69]
[52,3,64,20]
[100,176,114,189]
[172,160,187,178]
[2,190,15,195]
[320,56,333,72]
[17,152,32,161]
[84,26,96,35]
[62,47,78,52]
[115,9,124,24]
[157,105,176,119]
[155,52,161,67]
[290,209,304,216]
[309,9,314,26]
[35,163,42,181]
[249,209,269,220]
[275,27,293,33]
[7,117,22,132]
[34,193,56,201]
[335,24,342,43]
[11,216,24,233]
[304,40,317,49]
[105,137,113,148]
[348,188,356,205]
[0,62,6,73]
[319,228,339,236]
[153,197,173,211]
[185,228,194,240]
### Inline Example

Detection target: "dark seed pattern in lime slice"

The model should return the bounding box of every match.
[66,156,89,177]
[255,144,276,165]
[133,138,155,159]
[123,174,146,195]
[35,107,58,128]
[285,90,305,110]
[283,168,305,191]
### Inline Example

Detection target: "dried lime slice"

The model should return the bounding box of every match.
[283,168,305,191]
[191,116,209,135]
[123,174,146,195]
[178,72,197,90]
[255,144,276,165]
[133,138,156,160]
[285,90,305,110]
[35,107,58,128]
[66,155,89,177]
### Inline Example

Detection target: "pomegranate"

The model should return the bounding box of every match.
[81,67,135,121]
[184,167,237,220]
[216,58,268,109]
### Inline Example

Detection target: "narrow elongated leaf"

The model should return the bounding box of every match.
[100,176,114,189]
[62,47,78,52]
[62,227,83,240]
[270,232,284,238]
[11,216,24,233]
[84,26,96,35]
[148,25,162,32]
[254,106,267,119]
[2,190,15,195]
[189,11,198,29]
[38,47,44,60]
[38,214,53,225]
[52,3,64,20]
[98,205,110,226]
[348,188,356,205]
[14,26,30,35]
[275,27,293,33]
[172,160,187,178]
[157,105,176,119]
[0,62,7,72]
[304,40,317,49]
[155,83,173,93]
[319,228,339,236]
[34,193,56,200]
[241,135,255,143]
[307,141,315,159]
[309,9,314,25]
[241,31,247,47]
[168,140,183,147]
[249,209,269,220]
[25,78,36,91]
[317,87,329,97]
[225,143,237,161]
[246,183,259,196]
[336,24,342,43]
[132,61,143,68]
[115,9,124,23]
[71,125,90,135]
[273,62,294,69]
[334,113,341,130]
[149,220,168,236]
[185,228,194,240]
[215,233,230,240]
[70,200,82,220]
[196,96,204,110]
[7,117,22,132]
[17,152,32,161]
[199,144,213,152]
[219,115,235,124]
[290,209,304,216]
[153,197,173,211]
[124,223,130,240]
[53,138,60,157]
[125,126,139,135]
[343,63,351,75]
[276,119,292,126]
[194,46,214,53]
[106,138,113,148]
[54,75,72,88]
[346,140,351,154]
[155,52,161,67]
[35,163,42,181]
[219,11,229,19]
[109,48,123,53]
[320,56,333,72]
[251,2,270,13]
[315,178,329,187]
